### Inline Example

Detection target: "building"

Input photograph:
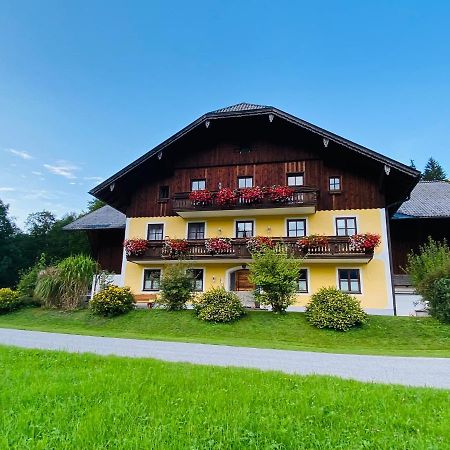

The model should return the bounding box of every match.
[66,103,421,314]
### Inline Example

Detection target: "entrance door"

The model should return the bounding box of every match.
[234,269,255,291]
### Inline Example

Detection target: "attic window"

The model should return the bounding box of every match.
[159,186,169,200]
[239,146,252,154]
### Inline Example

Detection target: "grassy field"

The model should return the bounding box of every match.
[0,346,449,449]
[0,307,449,357]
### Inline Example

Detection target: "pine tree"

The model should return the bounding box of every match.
[422,157,447,181]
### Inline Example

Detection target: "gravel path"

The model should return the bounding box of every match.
[1,328,449,389]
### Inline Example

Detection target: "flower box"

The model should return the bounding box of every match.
[296,235,329,251]
[188,189,213,206]
[205,237,233,254]
[124,239,149,257]
[349,233,381,252]
[163,239,190,257]
[239,186,264,204]
[246,236,275,253]
[267,185,295,203]
[215,188,237,206]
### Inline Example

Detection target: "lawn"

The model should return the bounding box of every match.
[0,346,449,449]
[0,307,449,357]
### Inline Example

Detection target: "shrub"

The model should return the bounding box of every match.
[159,264,194,310]
[90,286,135,317]
[249,247,301,313]
[17,253,47,298]
[306,287,368,331]
[406,238,450,322]
[57,255,98,310]
[34,266,62,308]
[0,288,21,314]
[194,287,245,323]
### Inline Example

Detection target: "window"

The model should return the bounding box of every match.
[287,219,306,237]
[236,221,254,238]
[238,176,253,188]
[143,269,161,291]
[147,224,164,241]
[287,173,304,187]
[187,222,205,240]
[338,269,361,293]
[159,185,169,200]
[297,269,308,293]
[191,179,206,191]
[187,268,204,292]
[329,176,341,192]
[336,217,357,236]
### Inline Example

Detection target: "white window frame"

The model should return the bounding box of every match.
[336,268,362,295]
[286,218,307,238]
[147,223,165,241]
[234,219,255,238]
[142,268,162,292]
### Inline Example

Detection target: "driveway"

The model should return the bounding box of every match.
[0,328,449,389]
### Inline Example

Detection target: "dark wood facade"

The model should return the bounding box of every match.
[125,116,387,217]
[87,229,124,274]
[390,218,450,274]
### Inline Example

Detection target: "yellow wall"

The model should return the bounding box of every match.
[123,208,393,312]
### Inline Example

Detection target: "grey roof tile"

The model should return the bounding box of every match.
[211,102,270,113]
[397,181,450,218]
[63,205,126,230]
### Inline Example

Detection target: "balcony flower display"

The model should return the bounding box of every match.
[163,239,189,257]
[239,186,264,204]
[246,236,275,253]
[188,189,213,206]
[296,235,329,251]
[215,187,237,206]
[124,239,149,257]
[349,233,381,252]
[267,185,295,203]
[205,237,233,254]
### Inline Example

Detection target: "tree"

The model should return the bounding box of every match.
[422,157,447,181]
[26,211,56,236]
[0,200,21,287]
[87,198,105,212]
[249,246,301,313]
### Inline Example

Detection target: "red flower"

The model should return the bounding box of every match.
[124,239,149,257]
[267,185,295,202]
[189,189,213,206]
[246,236,275,253]
[216,188,237,206]
[239,186,264,203]
[205,238,233,254]
[296,235,329,251]
[349,233,381,252]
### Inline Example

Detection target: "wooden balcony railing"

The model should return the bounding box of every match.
[127,236,374,262]
[172,187,318,213]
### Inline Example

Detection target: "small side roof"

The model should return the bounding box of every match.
[63,205,126,231]
[395,181,450,218]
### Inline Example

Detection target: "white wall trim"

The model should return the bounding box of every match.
[146,221,165,240]
[335,267,364,295]
[378,207,395,311]
[119,217,131,287]
[285,217,308,237]
[141,267,162,294]
[224,265,249,291]
[185,220,208,239]
[233,218,255,237]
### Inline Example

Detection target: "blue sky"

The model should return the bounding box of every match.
[1,1,450,228]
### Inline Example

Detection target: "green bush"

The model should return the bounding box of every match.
[306,287,368,331]
[17,254,47,298]
[249,246,301,313]
[0,288,21,314]
[194,287,245,323]
[90,286,135,317]
[407,238,450,322]
[159,264,194,310]
[34,267,62,308]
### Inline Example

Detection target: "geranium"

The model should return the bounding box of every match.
[239,186,264,203]
[349,233,381,252]
[296,235,329,251]
[216,188,237,206]
[188,189,213,206]
[123,239,149,257]
[205,237,233,254]
[246,236,275,253]
[163,239,190,257]
[267,185,295,202]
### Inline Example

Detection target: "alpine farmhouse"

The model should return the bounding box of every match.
[66,103,421,314]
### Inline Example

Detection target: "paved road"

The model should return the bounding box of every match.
[0,328,449,389]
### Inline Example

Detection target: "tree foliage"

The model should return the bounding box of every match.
[422,157,447,181]
[249,246,301,313]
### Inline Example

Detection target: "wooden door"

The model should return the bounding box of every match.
[235,269,255,291]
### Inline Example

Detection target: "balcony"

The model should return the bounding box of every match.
[172,187,318,218]
[127,236,374,264]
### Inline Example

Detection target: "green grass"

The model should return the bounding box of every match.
[0,307,449,357]
[0,346,449,449]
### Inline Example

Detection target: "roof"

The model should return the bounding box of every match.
[63,205,126,231]
[212,102,270,113]
[90,102,420,202]
[395,181,450,218]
